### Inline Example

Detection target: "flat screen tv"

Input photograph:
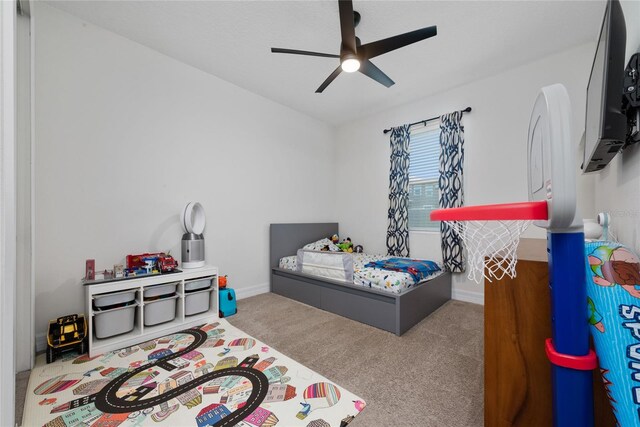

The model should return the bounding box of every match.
[582,0,627,173]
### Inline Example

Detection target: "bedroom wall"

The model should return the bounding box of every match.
[33,4,337,346]
[334,43,597,304]
[591,0,640,253]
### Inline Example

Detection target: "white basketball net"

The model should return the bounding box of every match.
[444,219,532,284]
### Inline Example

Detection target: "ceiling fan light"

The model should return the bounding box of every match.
[341,57,360,73]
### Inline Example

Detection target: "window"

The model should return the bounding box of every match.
[408,122,440,231]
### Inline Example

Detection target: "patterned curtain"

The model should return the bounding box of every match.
[386,125,411,257]
[439,112,465,272]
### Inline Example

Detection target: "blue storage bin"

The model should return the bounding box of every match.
[219,288,237,318]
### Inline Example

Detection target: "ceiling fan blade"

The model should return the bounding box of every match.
[359,60,395,88]
[360,25,437,59]
[316,66,343,93]
[271,48,340,58]
[338,0,357,54]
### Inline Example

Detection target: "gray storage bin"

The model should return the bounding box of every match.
[185,287,213,316]
[144,294,178,326]
[185,276,215,292]
[93,289,136,308]
[144,282,178,299]
[94,304,136,339]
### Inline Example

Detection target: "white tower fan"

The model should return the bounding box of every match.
[181,202,206,269]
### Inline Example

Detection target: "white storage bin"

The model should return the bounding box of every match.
[93,289,136,309]
[144,282,178,299]
[144,294,178,326]
[185,287,213,316]
[94,304,136,339]
[185,276,215,292]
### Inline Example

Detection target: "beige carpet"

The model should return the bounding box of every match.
[229,293,483,427]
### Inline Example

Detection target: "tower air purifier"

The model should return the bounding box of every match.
[181,202,206,269]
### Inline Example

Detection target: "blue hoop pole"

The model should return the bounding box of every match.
[548,231,593,426]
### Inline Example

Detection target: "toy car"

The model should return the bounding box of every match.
[46,314,87,363]
[157,254,178,273]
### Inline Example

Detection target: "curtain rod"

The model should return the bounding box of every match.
[382,107,472,134]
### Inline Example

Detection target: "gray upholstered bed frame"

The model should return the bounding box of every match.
[270,223,452,336]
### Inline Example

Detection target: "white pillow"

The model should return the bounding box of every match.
[303,238,340,252]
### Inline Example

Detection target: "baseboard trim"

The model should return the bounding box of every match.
[235,282,270,300]
[452,288,484,305]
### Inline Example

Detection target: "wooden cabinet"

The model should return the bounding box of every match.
[84,266,218,357]
[484,239,615,426]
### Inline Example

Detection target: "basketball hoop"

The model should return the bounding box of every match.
[431,201,548,283]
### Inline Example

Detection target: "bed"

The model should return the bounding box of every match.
[270,223,452,336]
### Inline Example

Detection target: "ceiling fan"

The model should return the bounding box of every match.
[271,0,437,93]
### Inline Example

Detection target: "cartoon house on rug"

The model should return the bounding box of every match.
[72,379,111,396]
[239,354,259,368]
[195,363,215,377]
[182,350,204,362]
[100,367,128,379]
[166,371,203,408]
[220,382,253,409]
[46,403,102,427]
[242,407,279,427]
[214,356,238,370]
[91,412,129,427]
[200,322,220,333]
[138,340,157,351]
[264,384,296,403]
[263,366,288,383]
[165,356,190,370]
[148,348,173,360]
[203,377,227,394]
[121,370,158,388]
[196,403,231,427]
[202,338,225,348]
[253,357,275,372]
[122,382,156,401]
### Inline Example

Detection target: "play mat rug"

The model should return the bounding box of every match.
[23,318,365,427]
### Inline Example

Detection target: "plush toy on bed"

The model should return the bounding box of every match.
[338,238,354,253]
[331,234,339,244]
[355,245,363,253]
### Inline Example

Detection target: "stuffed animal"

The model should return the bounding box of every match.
[338,238,353,253]
[330,234,339,244]
[355,245,364,253]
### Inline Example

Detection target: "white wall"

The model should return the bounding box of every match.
[33,4,337,340]
[592,0,640,252]
[335,43,597,303]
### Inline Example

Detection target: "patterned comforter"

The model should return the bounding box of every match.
[278,253,443,294]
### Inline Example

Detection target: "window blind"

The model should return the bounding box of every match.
[408,123,441,231]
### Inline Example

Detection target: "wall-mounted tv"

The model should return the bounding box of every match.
[582,0,627,173]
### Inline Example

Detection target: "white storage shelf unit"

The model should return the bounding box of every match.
[85,266,218,357]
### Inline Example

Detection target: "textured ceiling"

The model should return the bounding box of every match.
[46,0,605,126]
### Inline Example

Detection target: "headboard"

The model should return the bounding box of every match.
[269,223,339,269]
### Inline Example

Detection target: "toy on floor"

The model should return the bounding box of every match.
[219,288,237,318]
[218,275,228,289]
[46,314,88,363]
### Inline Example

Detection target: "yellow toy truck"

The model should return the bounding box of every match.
[46,314,88,363]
